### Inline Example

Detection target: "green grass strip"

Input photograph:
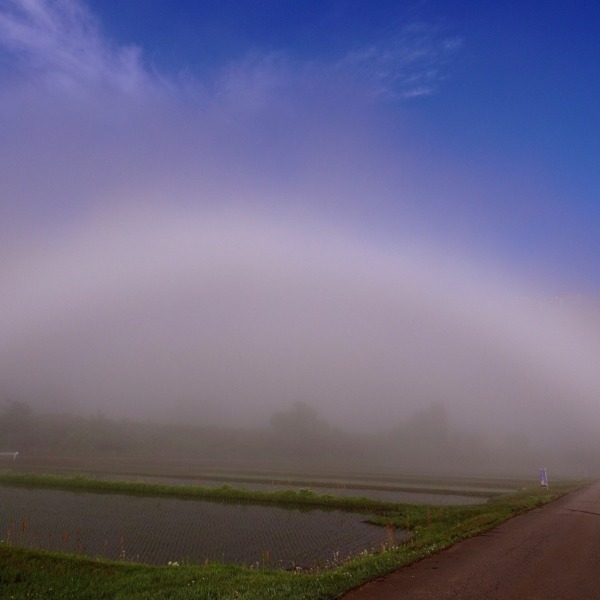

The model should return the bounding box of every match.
[0,471,405,512]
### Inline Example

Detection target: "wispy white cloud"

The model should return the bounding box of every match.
[337,23,463,99]
[0,1,426,239]
[402,86,435,99]
[0,2,462,106]
[0,0,151,94]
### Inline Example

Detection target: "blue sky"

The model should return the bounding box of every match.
[2,1,600,437]
[2,0,599,290]
[90,0,599,212]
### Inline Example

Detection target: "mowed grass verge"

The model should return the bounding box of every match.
[0,474,584,600]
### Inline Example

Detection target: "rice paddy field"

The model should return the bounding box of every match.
[0,454,517,568]
[5,455,515,504]
[0,456,583,600]
[0,485,398,568]
[0,457,528,569]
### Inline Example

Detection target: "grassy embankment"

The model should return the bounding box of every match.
[0,471,488,510]
[0,473,584,600]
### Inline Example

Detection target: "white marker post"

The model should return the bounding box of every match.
[539,467,548,490]
[0,452,18,460]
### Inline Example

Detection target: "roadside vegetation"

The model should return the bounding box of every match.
[0,474,583,600]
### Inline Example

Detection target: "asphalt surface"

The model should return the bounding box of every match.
[343,481,600,600]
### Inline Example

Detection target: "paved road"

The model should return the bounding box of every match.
[343,482,600,600]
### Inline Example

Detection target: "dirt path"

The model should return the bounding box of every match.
[343,481,600,600]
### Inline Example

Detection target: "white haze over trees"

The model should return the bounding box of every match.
[1,1,600,475]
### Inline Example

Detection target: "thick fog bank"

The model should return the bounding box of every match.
[1,400,597,478]
[1,212,600,472]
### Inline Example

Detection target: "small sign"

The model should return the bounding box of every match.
[539,467,548,489]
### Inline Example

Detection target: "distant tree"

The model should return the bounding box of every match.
[269,401,320,434]
[0,400,33,449]
[268,401,345,460]
[406,402,449,442]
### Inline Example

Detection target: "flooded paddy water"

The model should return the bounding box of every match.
[0,486,399,568]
